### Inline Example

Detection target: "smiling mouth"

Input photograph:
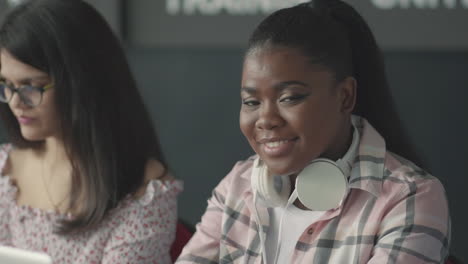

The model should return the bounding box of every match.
[259,137,298,157]
[264,139,295,148]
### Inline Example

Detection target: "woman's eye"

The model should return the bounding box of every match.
[0,79,11,86]
[279,94,308,103]
[242,99,259,107]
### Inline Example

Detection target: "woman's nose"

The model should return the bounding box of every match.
[9,92,27,109]
[255,103,285,130]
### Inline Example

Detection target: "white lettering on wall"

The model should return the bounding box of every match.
[167,0,181,15]
[372,0,468,8]
[166,0,309,15]
[168,0,468,15]
[6,0,25,6]
[372,0,396,9]
[443,0,457,8]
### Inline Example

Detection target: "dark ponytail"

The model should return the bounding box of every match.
[246,0,424,168]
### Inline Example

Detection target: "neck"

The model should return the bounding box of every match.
[34,137,72,213]
[323,119,354,162]
[34,137,70,174]
[43,137,67,162]
[288,117,354,209]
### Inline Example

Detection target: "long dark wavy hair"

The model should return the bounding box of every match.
[0,0,167,234]
[246,0,423,168]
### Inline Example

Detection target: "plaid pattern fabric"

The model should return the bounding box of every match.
[177,117,450,264]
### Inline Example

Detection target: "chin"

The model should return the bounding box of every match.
[262,155,311,177]
[21,135,46,142]
[264,161,298,176]
[20,129,47,142]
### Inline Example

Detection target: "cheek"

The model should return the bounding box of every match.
[239,111,256,141]
[302,109,342,145]
[281,103,315,132]
[45,108,60,130]
[37,96,59,129]
[286,101,336,141]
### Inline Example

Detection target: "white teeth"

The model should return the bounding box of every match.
[265,140,289,148]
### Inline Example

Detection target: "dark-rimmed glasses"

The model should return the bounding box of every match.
[0,80,53,107]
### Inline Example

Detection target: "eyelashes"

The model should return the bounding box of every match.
[242,99,260,107]
[279,94,309,103]
[242,93,310,108]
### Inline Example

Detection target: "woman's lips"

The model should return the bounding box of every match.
[260,137,298,157]
[18,116,35,125]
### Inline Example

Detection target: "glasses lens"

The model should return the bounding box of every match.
[20,86,42,107]
[0,82,12,102]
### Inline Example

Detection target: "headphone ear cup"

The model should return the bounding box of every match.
[295,159,348,211]
[251,158,291,207]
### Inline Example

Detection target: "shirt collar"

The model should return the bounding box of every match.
[348,116,386,197]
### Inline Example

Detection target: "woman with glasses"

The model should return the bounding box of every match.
[0,0,182,263]
[177,0,450,263]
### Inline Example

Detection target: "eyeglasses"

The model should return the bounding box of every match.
[0,80,54,107]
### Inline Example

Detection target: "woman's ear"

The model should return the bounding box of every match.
[338,76,357,114]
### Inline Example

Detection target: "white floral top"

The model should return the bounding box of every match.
[0,144,183,264]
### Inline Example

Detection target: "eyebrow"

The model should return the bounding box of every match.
[0,75,50,83]
[241,80,308,94]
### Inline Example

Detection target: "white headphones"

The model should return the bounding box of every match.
[250,124,360,211]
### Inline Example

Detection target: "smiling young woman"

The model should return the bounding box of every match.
[176,1,450,263]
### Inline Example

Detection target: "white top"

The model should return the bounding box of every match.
[265,205,324,263]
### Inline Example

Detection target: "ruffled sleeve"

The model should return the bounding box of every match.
[0,143,14,203]
[0,143,14,244]
[102,179,183,264]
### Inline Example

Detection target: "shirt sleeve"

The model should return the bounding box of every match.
[0,144,14,244]
[176,162,241,264]
[368,177,451,264]
[102,180,182,264]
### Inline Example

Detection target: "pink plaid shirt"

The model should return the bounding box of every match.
[177,117,450,264]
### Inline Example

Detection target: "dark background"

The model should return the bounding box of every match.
[0,0,466,261]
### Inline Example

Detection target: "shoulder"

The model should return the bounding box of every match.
[145,159,172,181]
[105,174,182,246]
[383,151,447,202]
[133,159,174,198]
[210,155,256,201]
[0,144,34,183]
[0,143,14,176]
[376,152,450,260]
[384,151,438,183]
[133,158,183,204]
[225,156,255,181]
[0,144,16,206]
[0,143,12,155]
[110,159,183,220]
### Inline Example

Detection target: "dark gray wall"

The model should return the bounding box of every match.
[126,48,468,262]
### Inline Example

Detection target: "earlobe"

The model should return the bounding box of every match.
[340,77,357,113]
